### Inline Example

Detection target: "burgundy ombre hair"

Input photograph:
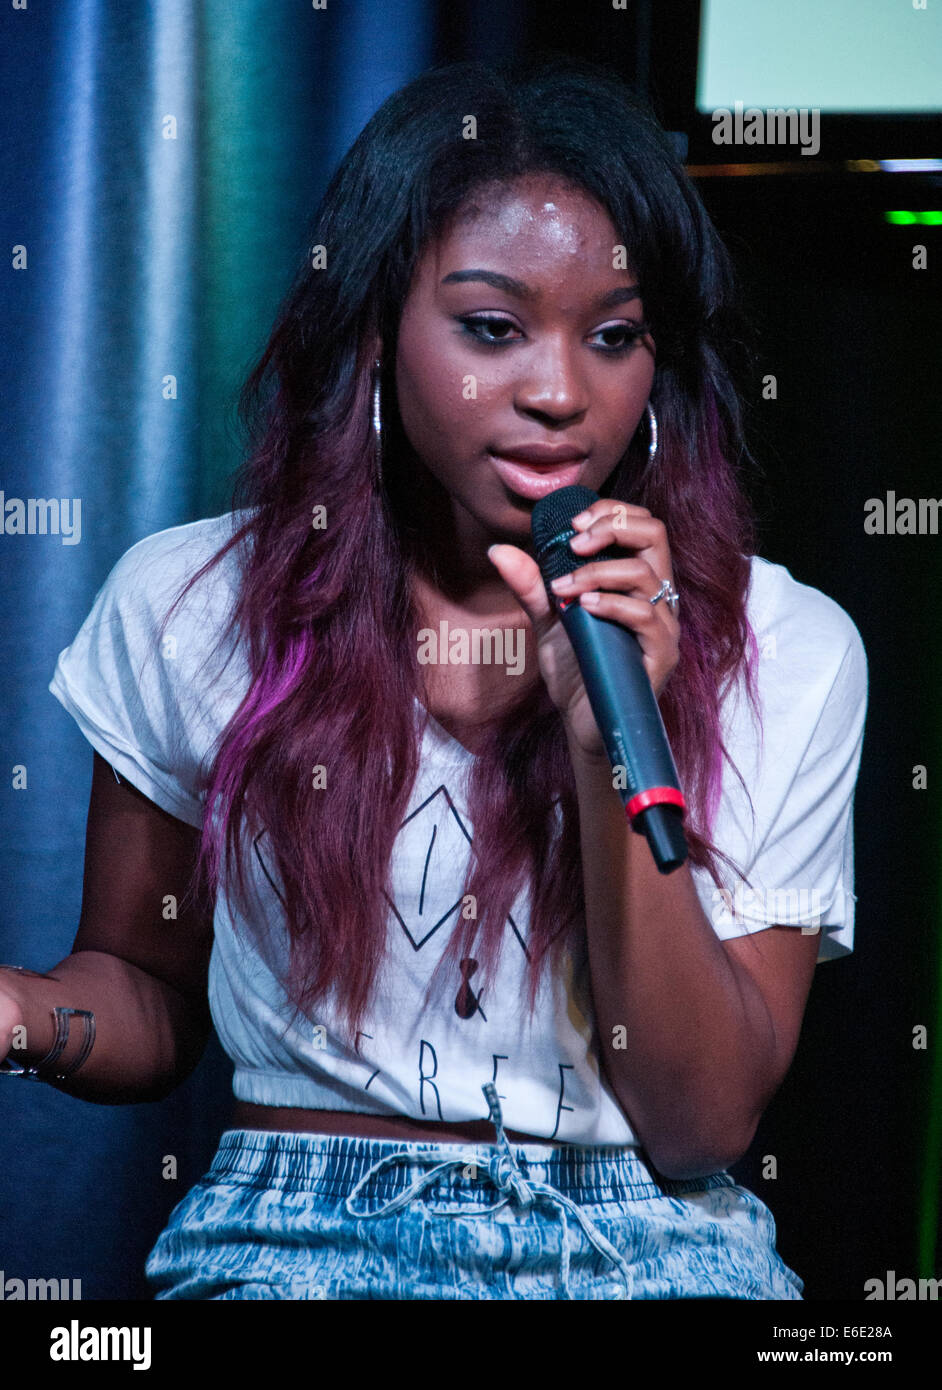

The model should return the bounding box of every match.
[163,55,762,1050]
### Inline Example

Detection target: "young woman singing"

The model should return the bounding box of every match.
[0,55,867,1300]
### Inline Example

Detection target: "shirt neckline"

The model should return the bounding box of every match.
[414,698,476,765]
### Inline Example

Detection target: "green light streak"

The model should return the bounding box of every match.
[884,210,941,224]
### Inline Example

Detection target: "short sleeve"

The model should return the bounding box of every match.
[48,516,246,828]
[693,559,868,963]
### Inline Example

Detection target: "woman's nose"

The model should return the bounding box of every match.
[512,341,589,423]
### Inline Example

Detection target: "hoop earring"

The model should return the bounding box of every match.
[645,402,658,464]
[372,357,383,486]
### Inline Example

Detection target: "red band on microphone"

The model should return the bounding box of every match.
[625,786,686,821]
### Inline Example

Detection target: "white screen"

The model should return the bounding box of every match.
[698,0,942,112]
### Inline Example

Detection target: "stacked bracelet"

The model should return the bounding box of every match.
[0,966,96,1082]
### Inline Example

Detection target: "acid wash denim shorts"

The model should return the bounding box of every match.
[145,1083,803,1301]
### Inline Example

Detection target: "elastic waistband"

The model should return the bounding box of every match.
[209,1123,734,1204]
[207,1084,736,1301]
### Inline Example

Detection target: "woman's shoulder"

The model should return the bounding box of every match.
[730,555,868,762]
[108,509,250,594]
[96,509,253,631]
[744,553,866,680]
[49,511,256,826]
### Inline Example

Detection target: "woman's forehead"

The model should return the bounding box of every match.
[448,173,611,233]
[416,187,637,292]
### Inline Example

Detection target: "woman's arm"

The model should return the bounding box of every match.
[569,737,819,1180]
[490,504,861,1179]
[0,752,215,1103]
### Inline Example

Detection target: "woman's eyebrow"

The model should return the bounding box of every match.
[440,268,641,310]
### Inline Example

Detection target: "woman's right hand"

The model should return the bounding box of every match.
[0,753,216,1102]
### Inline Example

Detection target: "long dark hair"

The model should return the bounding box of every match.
[164,55,760,1050]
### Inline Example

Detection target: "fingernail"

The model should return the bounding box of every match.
[487,545,500,560]
[580,591,601,606]
[570,531,591,549]
[550,574,574,590]
[571,512,590,528]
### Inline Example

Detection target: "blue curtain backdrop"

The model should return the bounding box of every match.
[0,0,437,1301]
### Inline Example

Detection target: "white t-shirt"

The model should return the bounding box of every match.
[48,511,868,1146]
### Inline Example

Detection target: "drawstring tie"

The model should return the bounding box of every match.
[343,1082,634,1300]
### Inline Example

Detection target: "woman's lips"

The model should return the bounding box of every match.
[488,452,586,500]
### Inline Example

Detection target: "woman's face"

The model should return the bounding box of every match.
[393,173,656,560]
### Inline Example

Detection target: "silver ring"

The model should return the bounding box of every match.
[650,578,679,613]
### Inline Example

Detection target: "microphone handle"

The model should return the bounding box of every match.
[557,600,688,874]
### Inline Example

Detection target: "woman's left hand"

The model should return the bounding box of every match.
[487,500,680,761]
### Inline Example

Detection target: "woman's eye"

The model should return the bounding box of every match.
[458,316,520,345]
[590,324,646,352]
[456,317,648,352]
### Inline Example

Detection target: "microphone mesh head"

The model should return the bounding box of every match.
[531,485,600,584]
[531,485,599,553]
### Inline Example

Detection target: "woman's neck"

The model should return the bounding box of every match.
[389,445,531,614]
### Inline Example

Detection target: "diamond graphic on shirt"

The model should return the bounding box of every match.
[383,781,529,961]
[249,784,529,1027]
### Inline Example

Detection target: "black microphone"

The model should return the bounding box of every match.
[531,484,688,874]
